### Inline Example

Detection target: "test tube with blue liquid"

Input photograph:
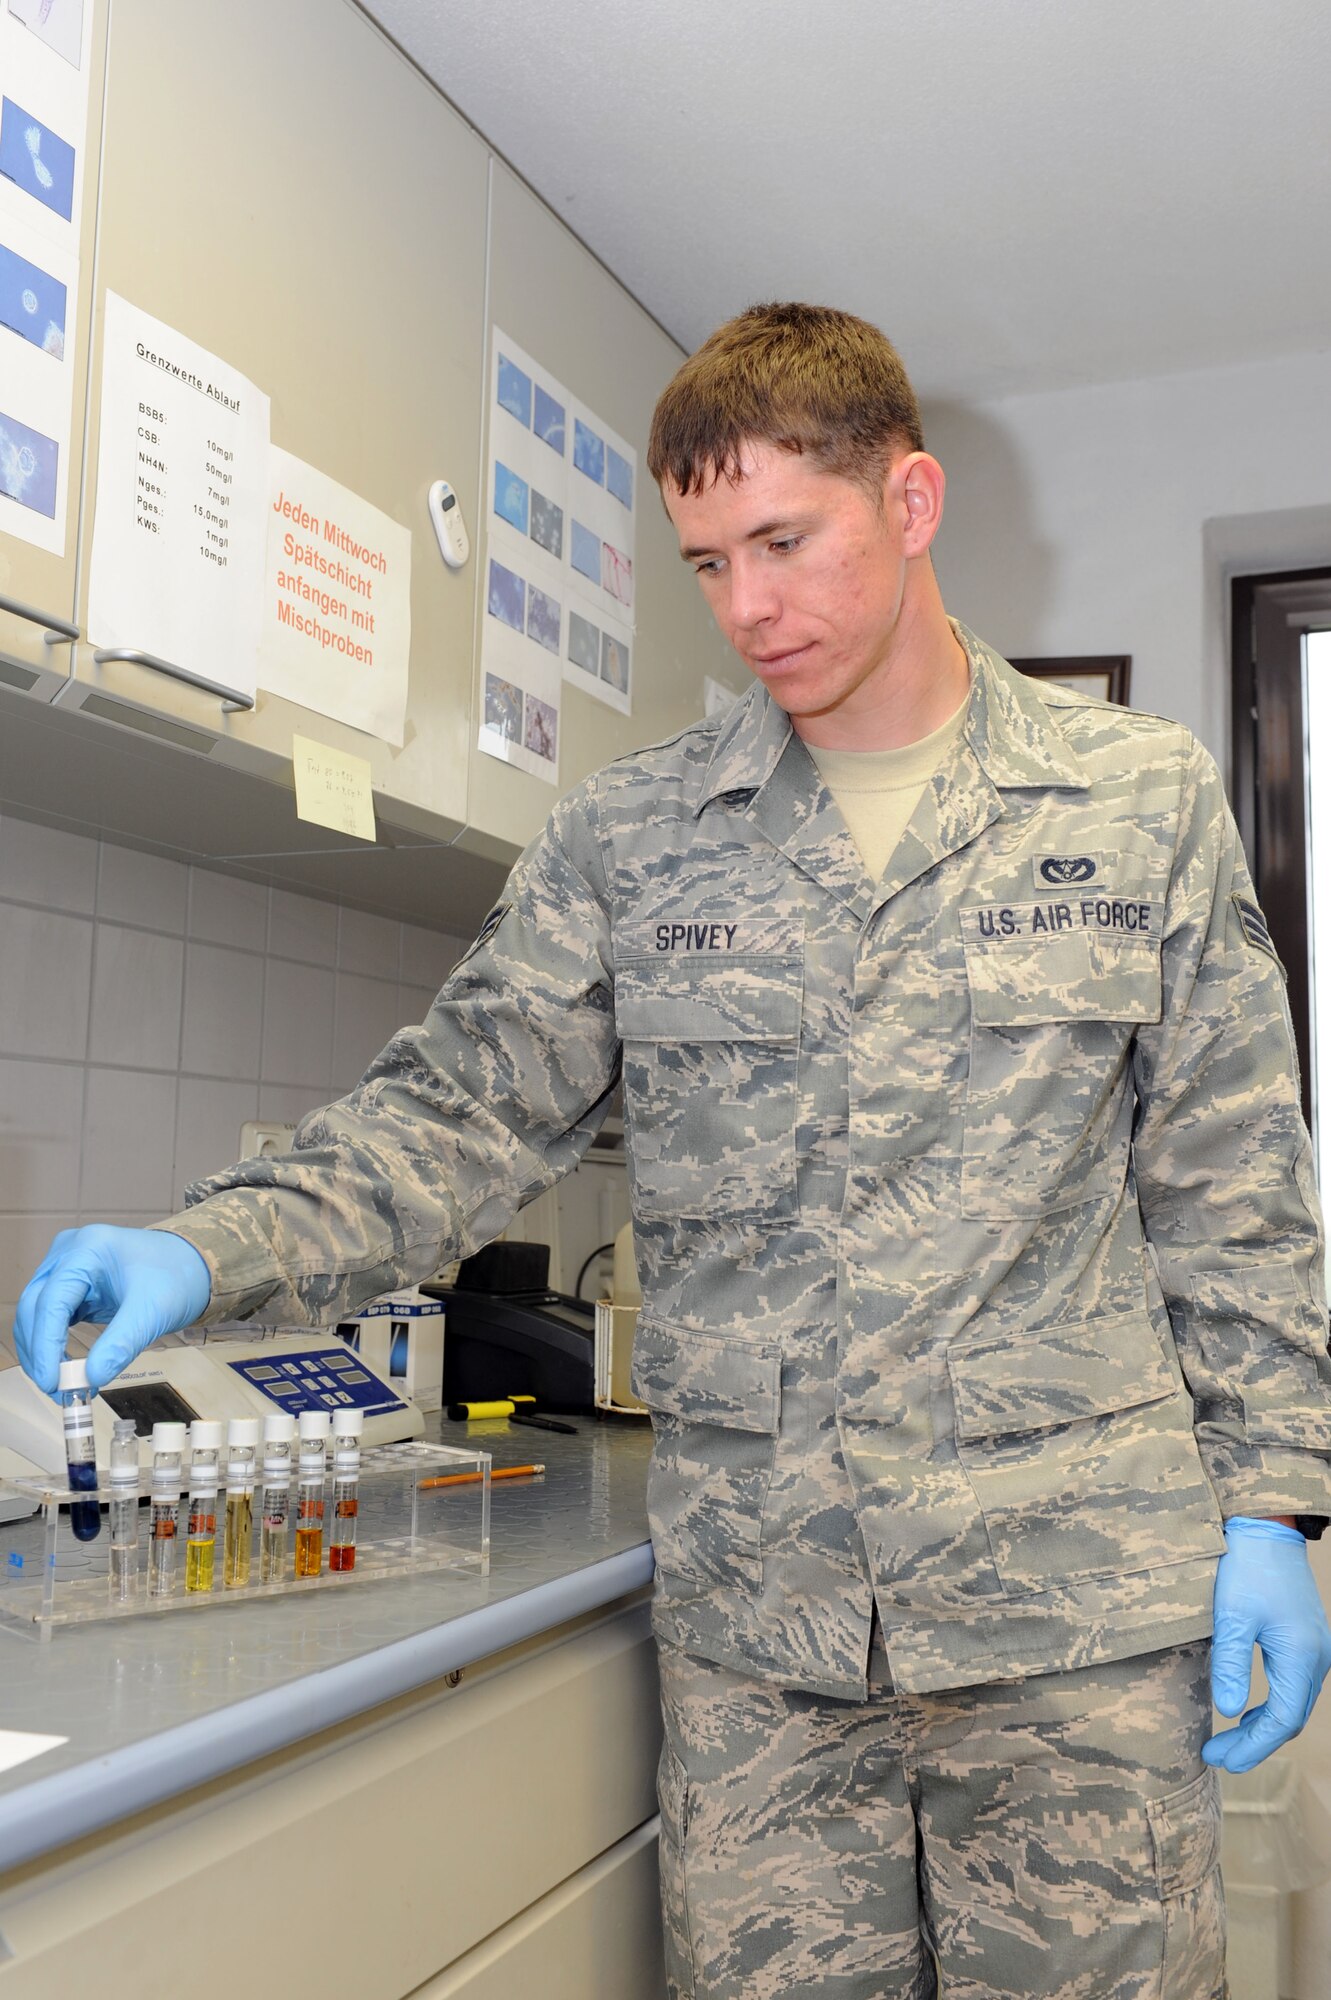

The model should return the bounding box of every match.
[58,1358,100,1542]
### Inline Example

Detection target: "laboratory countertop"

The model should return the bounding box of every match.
[0,1415,654,1875]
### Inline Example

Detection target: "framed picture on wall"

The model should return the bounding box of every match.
[1010,655,1132,706]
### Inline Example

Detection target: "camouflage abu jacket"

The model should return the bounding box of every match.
[168,624,1331,1697]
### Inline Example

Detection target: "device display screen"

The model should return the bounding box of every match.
[538,1304,594,1333]
[99,1381,199,1434]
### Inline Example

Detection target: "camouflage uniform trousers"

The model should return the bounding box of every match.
[656,1623,1225,1999]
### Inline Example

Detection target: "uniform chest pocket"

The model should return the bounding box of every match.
[617,951,802,1221]
[960,924,1161,1219]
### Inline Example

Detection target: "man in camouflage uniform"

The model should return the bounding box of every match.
[18,304,1331,1997]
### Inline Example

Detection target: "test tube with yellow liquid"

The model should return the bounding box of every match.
[295,1410,330,1578]
[184,1421,222,1593]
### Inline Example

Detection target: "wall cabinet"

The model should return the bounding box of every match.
[0,0,107,704]
[0,0,732,934]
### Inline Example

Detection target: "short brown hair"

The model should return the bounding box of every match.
[648,302,924,499]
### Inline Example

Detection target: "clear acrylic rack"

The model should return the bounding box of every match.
[0,1440,490,1640]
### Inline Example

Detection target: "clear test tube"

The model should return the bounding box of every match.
[185,1420,223,1593]
[58,1357,101,1543]
[328,1408,364,1572]
[148,1422,187,1598]
[108,1416,141,1602]
[295,1409,330,1578]
[223,1417,259,1588]
[259,1412,297,1582]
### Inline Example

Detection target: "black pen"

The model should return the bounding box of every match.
[510,1411,578,1435]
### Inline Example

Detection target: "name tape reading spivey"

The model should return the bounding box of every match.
[960,896,1163,942]
[641,919,797,955]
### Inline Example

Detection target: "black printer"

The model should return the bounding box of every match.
[420,1242,597,1414]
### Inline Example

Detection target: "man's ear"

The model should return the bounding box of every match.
[895,453,946,556]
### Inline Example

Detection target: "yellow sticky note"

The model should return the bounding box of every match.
[291,736,377,843]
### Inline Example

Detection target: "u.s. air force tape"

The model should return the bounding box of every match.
[960,895,1162,943]
[1232,893,1281,966]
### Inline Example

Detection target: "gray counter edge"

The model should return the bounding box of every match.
[0,1541,655,1875]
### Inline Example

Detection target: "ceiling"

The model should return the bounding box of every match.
[362,0,1331,405]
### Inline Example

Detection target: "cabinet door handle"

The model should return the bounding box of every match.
[0,591,80,645]
[91,647,256,713]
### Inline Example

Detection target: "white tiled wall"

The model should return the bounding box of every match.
[0,814,470,1356]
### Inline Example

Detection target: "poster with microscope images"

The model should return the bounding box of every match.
[0,0,92,555]
[479,331,637,788]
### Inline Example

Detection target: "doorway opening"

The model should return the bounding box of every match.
[1232,566,1331,1183]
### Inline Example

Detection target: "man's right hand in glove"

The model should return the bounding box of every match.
[15,1224,211,1394]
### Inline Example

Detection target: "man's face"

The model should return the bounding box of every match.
[663,439,914,729]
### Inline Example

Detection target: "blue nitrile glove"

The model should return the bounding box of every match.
[14,1225,212,1396]
[1203,1516,1331,1774]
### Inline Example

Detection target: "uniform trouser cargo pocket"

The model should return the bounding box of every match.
[632,1317,782,1590]
[1147,1767,1225,1999]
[657,1736,696,2000]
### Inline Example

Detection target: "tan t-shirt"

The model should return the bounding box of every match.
[805,697,969,881]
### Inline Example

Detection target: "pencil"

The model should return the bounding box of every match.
[418,1463,545,1489]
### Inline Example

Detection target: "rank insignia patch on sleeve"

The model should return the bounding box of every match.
[475,903,510,948]
[459,902,511,964]
[1232,893,1281,965]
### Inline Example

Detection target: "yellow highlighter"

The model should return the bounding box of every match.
[447,1396,536,1420]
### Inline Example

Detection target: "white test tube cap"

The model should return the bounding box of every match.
[332,1408,365,1438]
[150,1421,189,1454]
[189,1419,224,1451]
[57,1358,90,1394]
[227,1416,261,1447]
[262,1411,297,1443]
[298,1409,331,1440]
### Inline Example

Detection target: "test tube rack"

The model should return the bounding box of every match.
[0,1440,490,1640]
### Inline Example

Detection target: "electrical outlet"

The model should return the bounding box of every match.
[239,1120,298,1159]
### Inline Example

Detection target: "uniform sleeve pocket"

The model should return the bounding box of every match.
[1189,1264,1331,1450]
[949,1311,1226,1596]
[632,1317,781,1589]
